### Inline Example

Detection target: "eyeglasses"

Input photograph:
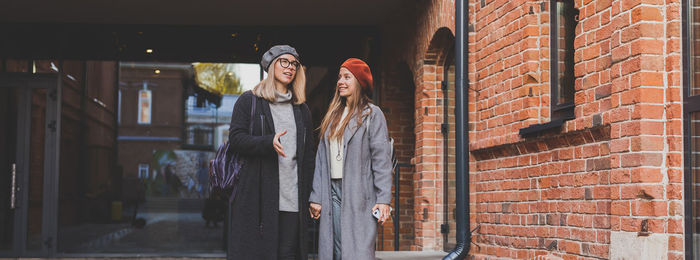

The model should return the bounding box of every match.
[278,58,300,70]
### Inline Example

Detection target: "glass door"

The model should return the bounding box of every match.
[0,74,58,257]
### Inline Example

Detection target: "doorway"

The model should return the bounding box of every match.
[0,73,59,257]
[442,45,457,251]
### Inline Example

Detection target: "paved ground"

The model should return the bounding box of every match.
[376,251,447,260]
[12,252,448,260]
[29,207,445,259]
[57,212,224,254]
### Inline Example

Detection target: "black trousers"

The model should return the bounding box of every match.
[278,211,299,260]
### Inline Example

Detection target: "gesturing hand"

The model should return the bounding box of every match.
[309,202,321,219]
[273,130,287,157]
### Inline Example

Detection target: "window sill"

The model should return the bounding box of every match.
[518,115,574,138]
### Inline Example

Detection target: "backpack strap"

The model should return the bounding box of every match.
[365,105,371,136]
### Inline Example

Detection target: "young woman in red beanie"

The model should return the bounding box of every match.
[309,58,393,260]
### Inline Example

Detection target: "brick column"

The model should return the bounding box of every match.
[602,0,684,258]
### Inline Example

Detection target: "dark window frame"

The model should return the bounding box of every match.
[550,0,577,120]
[183,124,215,150]
[518,0,578,137]
[683,0,700,258]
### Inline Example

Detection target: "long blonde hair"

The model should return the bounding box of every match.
[319,78,371,140]
[252,57,306,104]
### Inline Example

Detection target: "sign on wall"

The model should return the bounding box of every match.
[138,89,152,124]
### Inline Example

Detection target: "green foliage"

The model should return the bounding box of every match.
[193,63,243,95]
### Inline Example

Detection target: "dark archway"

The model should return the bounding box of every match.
[423,26,456,251]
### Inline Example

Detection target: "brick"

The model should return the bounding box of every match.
[631,6,663,23]
[630,136,664,151]
[398,0,687,256]
[611,201,630,215]
[631,201,667,216]
[630,167,663,182]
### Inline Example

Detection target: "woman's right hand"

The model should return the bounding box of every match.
[273,130,287,157]
[309,202,321,219]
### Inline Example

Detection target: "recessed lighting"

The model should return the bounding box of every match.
[146,49,153,53]
[154,69,161,74]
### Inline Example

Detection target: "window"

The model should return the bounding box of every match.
[186,125,214,148]
[187,95,217,112]
[550,0,578,119]
[137,88,152,124]
[685,0,700,256]
[185,94,217,149]
[138,163,149,179]
[688,104,700,258]
[519,1,579,137]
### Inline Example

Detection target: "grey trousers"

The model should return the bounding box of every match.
[331,179,342,260]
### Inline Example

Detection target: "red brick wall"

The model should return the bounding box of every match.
[375,62,417,251]
[465,0,684,258]
[376,0,685,258]
[472,127,613,259]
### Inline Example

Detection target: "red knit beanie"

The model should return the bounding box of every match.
[341,58,373,94]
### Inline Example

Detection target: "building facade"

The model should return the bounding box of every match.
[373,0,693,259]
[1,0,699,258]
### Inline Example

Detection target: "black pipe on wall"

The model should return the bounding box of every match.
[443,0,470,259]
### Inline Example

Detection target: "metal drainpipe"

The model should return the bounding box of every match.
[443,0,470,259]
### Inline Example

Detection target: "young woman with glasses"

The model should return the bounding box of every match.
[227,45,315,260]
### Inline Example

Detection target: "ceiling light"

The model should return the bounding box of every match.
[146,49,153,53]
[155,69,161,74]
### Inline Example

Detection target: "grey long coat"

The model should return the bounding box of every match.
[309,104,393,260]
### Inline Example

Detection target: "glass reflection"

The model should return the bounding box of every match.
[555,0,577,106]
[57,61,253,254]
[693,113,700,257]
[0,88,19,251]
[694,0,700,95]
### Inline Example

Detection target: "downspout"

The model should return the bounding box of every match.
[443,0,470,259]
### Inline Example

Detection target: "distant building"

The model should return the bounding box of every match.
[185,94,238,150]
[117,62,190,183]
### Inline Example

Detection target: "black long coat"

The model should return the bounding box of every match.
[227,91,315,260]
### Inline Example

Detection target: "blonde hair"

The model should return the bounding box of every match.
[252,57,306,105]
[319,77,371,140]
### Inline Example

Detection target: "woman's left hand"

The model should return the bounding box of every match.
[372,204,391,225]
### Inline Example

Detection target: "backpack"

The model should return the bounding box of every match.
[209,96,256,203]
[366,106,398,171]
